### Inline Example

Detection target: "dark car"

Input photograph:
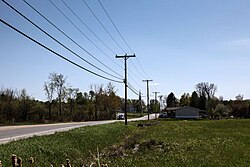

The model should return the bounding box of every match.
[117,114,124,120]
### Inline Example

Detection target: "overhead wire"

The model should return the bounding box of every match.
[0,18,123,83]
[127,83,139,96]
[83,0,145,94]
[22,0,123,80]
[59,0,144,95]
[59,0,123,69]
[82,0,126,53]
[2,0,122,81]
[97,0,151,79]
[47,0,124,79]
[97,0,133,53]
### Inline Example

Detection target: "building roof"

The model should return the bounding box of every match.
[176,106,206,113]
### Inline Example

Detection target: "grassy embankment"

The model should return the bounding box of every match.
[1,119,250,166]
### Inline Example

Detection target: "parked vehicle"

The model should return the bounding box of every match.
[117,114,124,120]
[158,112,168,118]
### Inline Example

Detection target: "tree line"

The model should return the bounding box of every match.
[1,75,250,124]
[0,72,126,124]
[164,82,250,119]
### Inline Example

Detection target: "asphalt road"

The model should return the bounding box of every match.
[0,114,158,144]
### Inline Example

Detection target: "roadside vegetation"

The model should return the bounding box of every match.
[1,119,250,166]
[1,72,250,125]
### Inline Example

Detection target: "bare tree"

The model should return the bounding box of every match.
[48,72,67,118]
[44,82,54,120]
[195,82,217,111]
[195,82,217,100]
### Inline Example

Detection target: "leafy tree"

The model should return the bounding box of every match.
[231,100,249,118]
[67,87,79,120]
[150,99,160,113]
[1,88,15,122]
[190,91,199,108]
[17,89,32,122]
[166,92,178,107]
[179,93,190,107]
[199,93,207,110]
[211,103,230,118]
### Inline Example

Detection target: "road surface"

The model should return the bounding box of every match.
[0,114,158,144]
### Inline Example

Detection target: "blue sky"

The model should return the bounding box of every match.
[1,0,250,101]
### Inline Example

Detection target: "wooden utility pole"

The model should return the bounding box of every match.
[116,54,135,125]
[142,79,153,120]
[153,91,160,118]
[153,92,160,103]
[139,90,142,115]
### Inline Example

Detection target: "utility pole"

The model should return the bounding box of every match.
[153,92,160,103]
[139,90,143,115]
[142,79,153,120]
[116,54,135,125]
[153,91,160,118]
[158,95,164,112]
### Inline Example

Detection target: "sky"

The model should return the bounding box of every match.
[1,0,250,102]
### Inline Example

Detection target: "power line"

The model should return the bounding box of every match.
[0,18,123,83]
[82,0,126,53]
[59,0,123,69]
[97,0,134,53]
[3,0,122,80]
[46,0,123,79]
[129,60,146,79]
[97,0,151,80]
[135,57,151,79]
[22,0,123,80]
[128,73,144,90]
[127,82,139,96]
[82,0,148,87]
[23,0,145,94]
[127,85,139,96]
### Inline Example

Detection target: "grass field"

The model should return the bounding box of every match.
[1,119,250,166]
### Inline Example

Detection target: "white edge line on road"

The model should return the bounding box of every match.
[0,114,158,144]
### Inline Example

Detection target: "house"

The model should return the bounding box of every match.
[176,106,205,119]
[161,106,205,119]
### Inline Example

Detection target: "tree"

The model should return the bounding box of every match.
[195,82,217,111]
[196,82,217,100]
[166,92,178,107]
[1,88,15,122]
[212,103,230,118]
[44,81,54,120]
[67,87,79,120]
[190,91,199,108]
[17,89,32,122]
[48,72,67,118]
[231,100,249,118]
[179,93,190,107]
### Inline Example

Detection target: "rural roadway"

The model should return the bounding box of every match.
[0,114,158,144]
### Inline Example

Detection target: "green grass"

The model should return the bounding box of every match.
[1,119,250,166]
[0,122,136,166]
